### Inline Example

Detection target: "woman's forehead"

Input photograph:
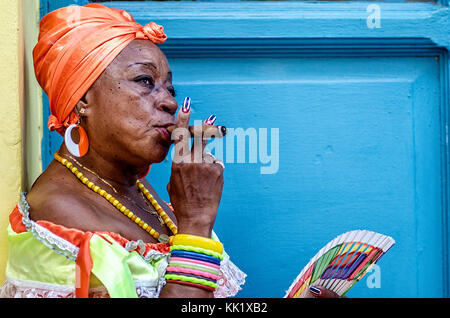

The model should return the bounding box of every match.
[111,39,169,71]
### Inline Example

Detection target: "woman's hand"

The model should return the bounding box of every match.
[166,102,224,238]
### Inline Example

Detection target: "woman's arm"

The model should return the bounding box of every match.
[158,107,224,298]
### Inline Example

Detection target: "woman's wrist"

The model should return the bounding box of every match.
[176,210,215,238]
[177,221,213,238]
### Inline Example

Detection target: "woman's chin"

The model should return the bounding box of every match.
[134,135,172,163]
[145,143,171,163]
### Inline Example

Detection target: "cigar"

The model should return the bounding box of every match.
[166,125,227,138]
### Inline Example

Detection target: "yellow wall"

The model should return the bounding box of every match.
[0,0,24,283]
[0,0,41,283]
[24,0,43,190]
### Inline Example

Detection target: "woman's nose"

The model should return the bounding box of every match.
[160,101,177,115]
[156,90,178,115]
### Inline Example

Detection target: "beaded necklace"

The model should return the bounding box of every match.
[58,152,166,226]
[54,151,177,243]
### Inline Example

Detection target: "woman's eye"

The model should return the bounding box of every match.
[135,76,154,87]
[168,86,177,97]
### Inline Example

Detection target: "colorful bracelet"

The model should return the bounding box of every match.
[171,234,224,254]
[165,233,224,292]
[170,244,224,260]
[166,266,220,281]
[169,256,220,269]
[166,279,216,292]
[165,271,217,284]
[169,250,221,265]
[164,260,220,292]
[164,273,219,289]
[168,261,220,275]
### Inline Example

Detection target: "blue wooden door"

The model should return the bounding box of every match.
[41,1,450,297]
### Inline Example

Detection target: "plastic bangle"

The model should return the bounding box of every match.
[170,250,221,265]
[166,279,216,292]
[171,244,224,260]
[165,271,217,283]
[166,266,220,281]
[172,234,224,254]
[168,261,220,275]
[169,257,220,269]
[164,273,218,289]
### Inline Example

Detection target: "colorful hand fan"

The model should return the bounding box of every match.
[284,230,395,298]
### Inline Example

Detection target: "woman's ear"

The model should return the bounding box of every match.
[75,89,93,117]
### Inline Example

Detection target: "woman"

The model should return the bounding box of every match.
[0,3,337,298]
[0,3,244,298]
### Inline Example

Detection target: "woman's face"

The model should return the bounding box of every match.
[82,39,178,169]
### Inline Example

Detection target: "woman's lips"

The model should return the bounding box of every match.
[156,127,171,144]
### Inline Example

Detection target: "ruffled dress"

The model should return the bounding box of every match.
[0,193,246,298]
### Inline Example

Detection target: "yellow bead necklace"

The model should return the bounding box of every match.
[58,152,166,226]
[54,151,177,243]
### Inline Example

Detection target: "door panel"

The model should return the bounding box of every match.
[41,1,450,297]
[148,56,442,297]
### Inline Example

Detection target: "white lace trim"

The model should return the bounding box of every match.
[18,193,79,261]
[125,240,169,264]
[214,253,247,298]
[0,256,247,298]
[144,249,167,262]
[0,263,245,299]
[0,276,165,298]
[0,276,75,298]
[0,256,246,298]
[125,239,147,256]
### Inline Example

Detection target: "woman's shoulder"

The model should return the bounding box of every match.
[25,161,100,231]
[24,160,175,240]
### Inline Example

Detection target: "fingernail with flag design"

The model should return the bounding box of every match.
[182,97,191,113]
[204,114,216,126]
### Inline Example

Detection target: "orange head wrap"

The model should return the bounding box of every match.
[33,3,167,136]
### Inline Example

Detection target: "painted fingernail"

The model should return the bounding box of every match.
[204,114,216,126]
[309,286,321,295]
[182,97,191,113]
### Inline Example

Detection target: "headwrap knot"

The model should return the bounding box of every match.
[48,114,64,132]
[140,22,167,44]
[48,112,80,135]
